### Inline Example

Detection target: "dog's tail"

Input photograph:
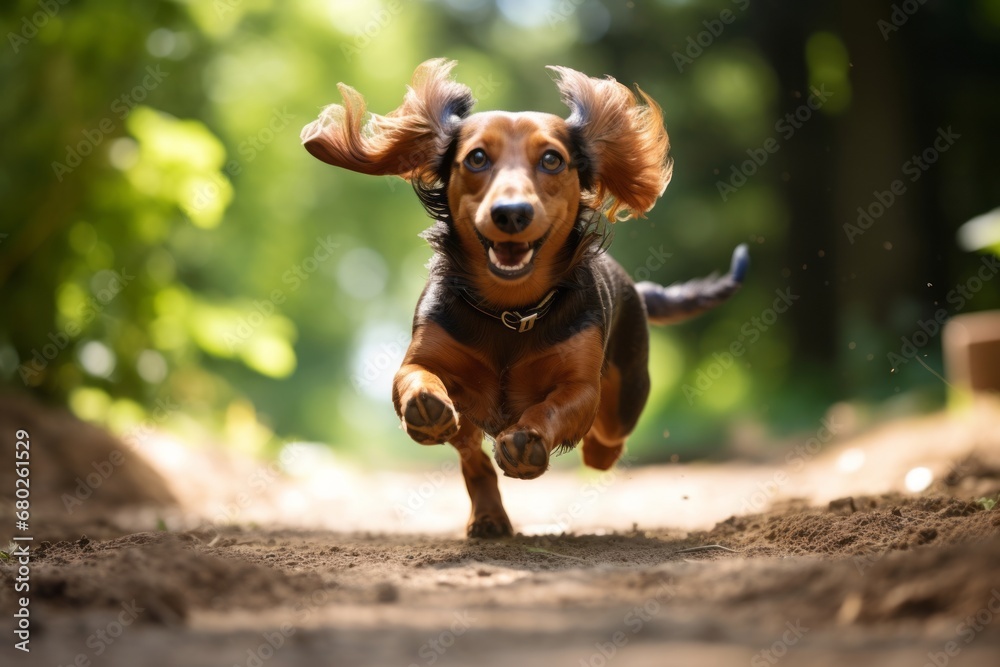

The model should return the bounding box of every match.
[637,244,749,326]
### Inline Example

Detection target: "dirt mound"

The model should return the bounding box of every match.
[26,531,325,624]
[690,492,1000,559]
[0,394,175,518]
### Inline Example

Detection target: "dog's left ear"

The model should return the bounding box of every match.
[549,66,672,221]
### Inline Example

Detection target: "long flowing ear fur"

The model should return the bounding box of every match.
[548,66,672,221]
[301,59,474,185]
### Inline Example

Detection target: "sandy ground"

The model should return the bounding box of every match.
[2,396,1000,667]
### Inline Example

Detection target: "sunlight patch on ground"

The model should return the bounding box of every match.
[905,466,934,493]
[143,398,1000,536]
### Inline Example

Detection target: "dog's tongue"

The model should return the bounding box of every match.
[493,241,530,266]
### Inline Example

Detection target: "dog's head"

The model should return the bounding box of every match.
[302,59,671,306]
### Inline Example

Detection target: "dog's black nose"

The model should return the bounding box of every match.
[491,201,534,234]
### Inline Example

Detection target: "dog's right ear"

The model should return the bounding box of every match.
[301,59,474,185]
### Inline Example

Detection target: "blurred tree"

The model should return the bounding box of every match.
[2,0,999,465]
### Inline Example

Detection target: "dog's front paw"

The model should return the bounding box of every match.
[401,390,459,444]
[494,428,550,479]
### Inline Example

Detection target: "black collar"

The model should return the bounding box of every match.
[453,286,558,333]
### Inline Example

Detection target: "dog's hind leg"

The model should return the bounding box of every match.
[581,360,650,470]
[581,364,628,471]
[583,287,651,471]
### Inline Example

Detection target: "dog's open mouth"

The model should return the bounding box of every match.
[489,241,534,277]
[477,231,548,280]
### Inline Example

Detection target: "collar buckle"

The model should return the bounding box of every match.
[458,288,558,334]
[502,311,538,332]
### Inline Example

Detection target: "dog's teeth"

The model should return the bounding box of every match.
[489,247,534,272]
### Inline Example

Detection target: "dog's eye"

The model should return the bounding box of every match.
[539,150,565,173]
[464,149,490,172]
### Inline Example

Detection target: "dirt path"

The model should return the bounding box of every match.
[3,398,1000,666]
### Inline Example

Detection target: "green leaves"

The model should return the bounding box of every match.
[126,107,233,229]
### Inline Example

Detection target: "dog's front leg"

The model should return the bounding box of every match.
[392,362,461,444]
[494,382,600,479]
[451,420,512,538]
[495,327,604,479]
[392,321,494,445]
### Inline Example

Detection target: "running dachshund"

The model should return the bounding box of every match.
[302,60,747,537]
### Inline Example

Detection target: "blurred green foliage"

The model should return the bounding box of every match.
[2,0,999,466]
